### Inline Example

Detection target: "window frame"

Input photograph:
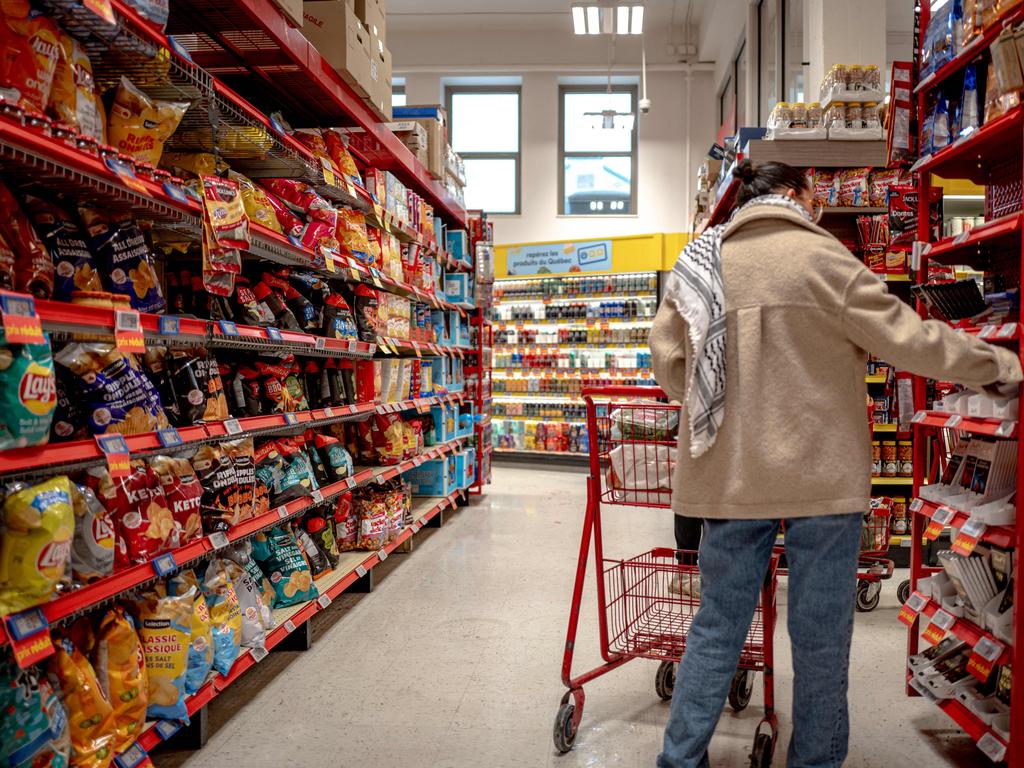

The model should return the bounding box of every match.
[558,84,639,217]
[445,84,523,215]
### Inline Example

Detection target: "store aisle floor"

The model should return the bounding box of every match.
[157,466,989,768]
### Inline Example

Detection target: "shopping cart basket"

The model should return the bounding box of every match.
[554,386,779,767]
[854,500,895,612]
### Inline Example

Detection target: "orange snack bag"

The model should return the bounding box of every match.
[93,607,148,752]
[107,77,188,165]
[48,30,105,142]
[48,640,115,768]
[0,1,61,112]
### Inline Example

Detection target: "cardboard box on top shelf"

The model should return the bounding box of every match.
[391,105,448,180]
[355,0,386,41]
[303,1,374,97]
[363,33,393,119]
[273,0,305,26]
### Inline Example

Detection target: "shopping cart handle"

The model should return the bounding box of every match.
[581,385,670,399]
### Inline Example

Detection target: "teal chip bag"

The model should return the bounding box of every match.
[251,525,318,608]
[0,661,71,768]
[0,329,56,450]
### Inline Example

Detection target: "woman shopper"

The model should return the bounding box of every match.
[650,159,1022,768]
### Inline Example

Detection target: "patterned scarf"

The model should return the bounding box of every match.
[667,194,813,458]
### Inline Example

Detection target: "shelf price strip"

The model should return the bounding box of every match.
[951,517,987,556]
[924,505,956,540]
[967,635,1005,683]
[898,590,928,628]
[922,608,956,646]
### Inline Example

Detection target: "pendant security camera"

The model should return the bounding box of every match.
[639,97,651,114]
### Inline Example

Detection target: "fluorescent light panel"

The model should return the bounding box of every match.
[586,5,600,34]
[572,5,586,34]
[630,4,644,34]
[572,3,644,35]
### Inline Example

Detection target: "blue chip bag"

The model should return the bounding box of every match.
[251,525,318,608]
[199,558,242,677]
[169,570,214,695]
[0,661,71,768]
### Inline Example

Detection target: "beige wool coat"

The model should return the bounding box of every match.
[650,203,1023,520]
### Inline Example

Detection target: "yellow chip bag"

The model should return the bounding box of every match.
[107,76,188,166]
[0,475,74,615]
[93,607,148,752]
[48,31,105,143]
[161,152,226,179]
[48,640,114,768]
[200,558,241,677]
[131,584,192,721]
[169,569,214,695]
[229,171,282,233]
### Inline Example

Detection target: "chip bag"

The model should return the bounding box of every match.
[0,2,60,112]
[355,491,388,551]
[0,328,56,449]
[0,475,74,615]
[69,484,115,585]
[131,583,192,721]
[225,438,256,523]
[79,206,165,314]
[0,661,71,768]
[229,171,281,233]
[336,208,372,265]
[107,77,188,165]
[92,607,148,752]
[23,195,103,302]
[191,443,239,532]
[149,455,203,545]
[324,129,364,189]
[333,492,358,551]
[0,178,53,298]
[250,525,318,608]
[48,32,105,142]
[168,570,214,695]
[47,640,114,768]
[223,559,271,647]
[227,540,274,605]
[199,558,241,676]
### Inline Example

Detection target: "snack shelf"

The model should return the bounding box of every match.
[493,415,586,424]
[494,368,651,377]
[915,3,1024,95]
[911,411,1019,438]
[911,107,1024,184]
[924,213,1024,264]
[494,291,659,304]
[0,114,198,230]
[917,599,1013,665]
[872,423,901,432]
[822,206,888,215]
[496,317,655,328]
[913,498,1016,548]
[494,447,586,459]
[377,336,473,358]
[904,672,1010,761]
[164,0,467,225]
[0,440,467,645]
[100,490,465,762]
[872,477,914,485]
[207,321,377,358]
[953,322,1021,341]
[495,342,652,350]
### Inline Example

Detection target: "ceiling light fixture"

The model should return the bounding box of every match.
[571,3,645,36]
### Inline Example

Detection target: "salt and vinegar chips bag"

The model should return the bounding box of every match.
[131,584,192,721]
[168,570,214,695]
[92,607,148,752]
[250,526,318,608]
[0,661,71,768]
[199,558,242,676]
[0,475,74,615]
[47,640,114,768]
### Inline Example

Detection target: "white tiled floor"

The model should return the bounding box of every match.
[155,465,991,768]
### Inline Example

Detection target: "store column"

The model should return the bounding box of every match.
[805,0,886,99]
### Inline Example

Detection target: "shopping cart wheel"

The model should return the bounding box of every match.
[553,702,577,753]
[728,669,753,712]
[897,579,911,605]
[655,661,676,701]
[855,581,881,612]
[749,732,773,768]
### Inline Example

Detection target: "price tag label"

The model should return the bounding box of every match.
[4,609,54,669]
[266,327,283,342]
[952,529,981,556]
[114,309,145,353]
[315,337,326,350]
[906,591,928,613]
[978,324,997,339]
[961,517,987,539]
[95,434,131,479]
[103,156,147,194]
[923,519,944,541]
[346,477,357,488]
[911,410,928,424]
[317,594,332,609]
[157,427,182,448]
[284,412,298,426]
[320,157,337,187]
[284,620,296,633]
[113,741,149,768]
[154,720,182,740]
[909,498,924,513]
[998,322,1017,339]
[931,609,956,631]
[159,315,180,336]
[209,532,230,550]
[276,505,290,519]
[945,414,963,428]
[967,651,997,682]
[977,733,1007,763]
[378,549,388,562]
[349,267,362,282]
[355,565,367,578]
[932,506,956,525]
[323,407,335,418]
[0,292,43,345]
[224,418,243,435]
[250,644,269,663]
[152,553,177,578]
[163,181,189,204]
[323,252,336,274]
[218,320,239,336]
[921,619,948,646]
[311,489,324,504]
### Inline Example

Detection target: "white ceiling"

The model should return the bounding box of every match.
[387,0,702,45]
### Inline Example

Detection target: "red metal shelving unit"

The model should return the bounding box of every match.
[903,6,1024,760]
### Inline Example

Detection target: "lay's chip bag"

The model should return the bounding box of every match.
[0,329,57,450]
[92,607,147,752]
[0,1,61,113]
[131,584,192,722]
[47,640,114,768]
[169,570,214,694]
[0,660,71,768]
[199,558,241,676]
[0,475,74,615]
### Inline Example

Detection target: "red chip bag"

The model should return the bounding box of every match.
[150,455,203,545]
[0,4,60,112]
[263,191,304,237]
[333,492,358,551]
[260,179,338,226]
[0,179,52,298]
[87,462,175,569]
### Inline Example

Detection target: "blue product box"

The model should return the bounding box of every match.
[463,447,477,487]
[444,273,471,304]
[430,309,452,344]
[426,403,457,443]
[446,230,469,259]
[406,458,454,496]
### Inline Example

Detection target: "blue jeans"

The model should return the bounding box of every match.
[658,513,862,768]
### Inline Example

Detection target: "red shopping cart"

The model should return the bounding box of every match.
[554,386,779,767]
[854,500,895,612]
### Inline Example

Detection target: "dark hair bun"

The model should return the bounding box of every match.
[735,159,757,183]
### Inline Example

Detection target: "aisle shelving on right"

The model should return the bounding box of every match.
[899,0,1024,762]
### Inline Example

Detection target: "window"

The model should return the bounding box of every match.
[393,84,407,108]
[446,86,521,214]
[559,85,638,216]
[759,0,780,124]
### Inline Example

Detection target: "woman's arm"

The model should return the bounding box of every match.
[650,299,690,404]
